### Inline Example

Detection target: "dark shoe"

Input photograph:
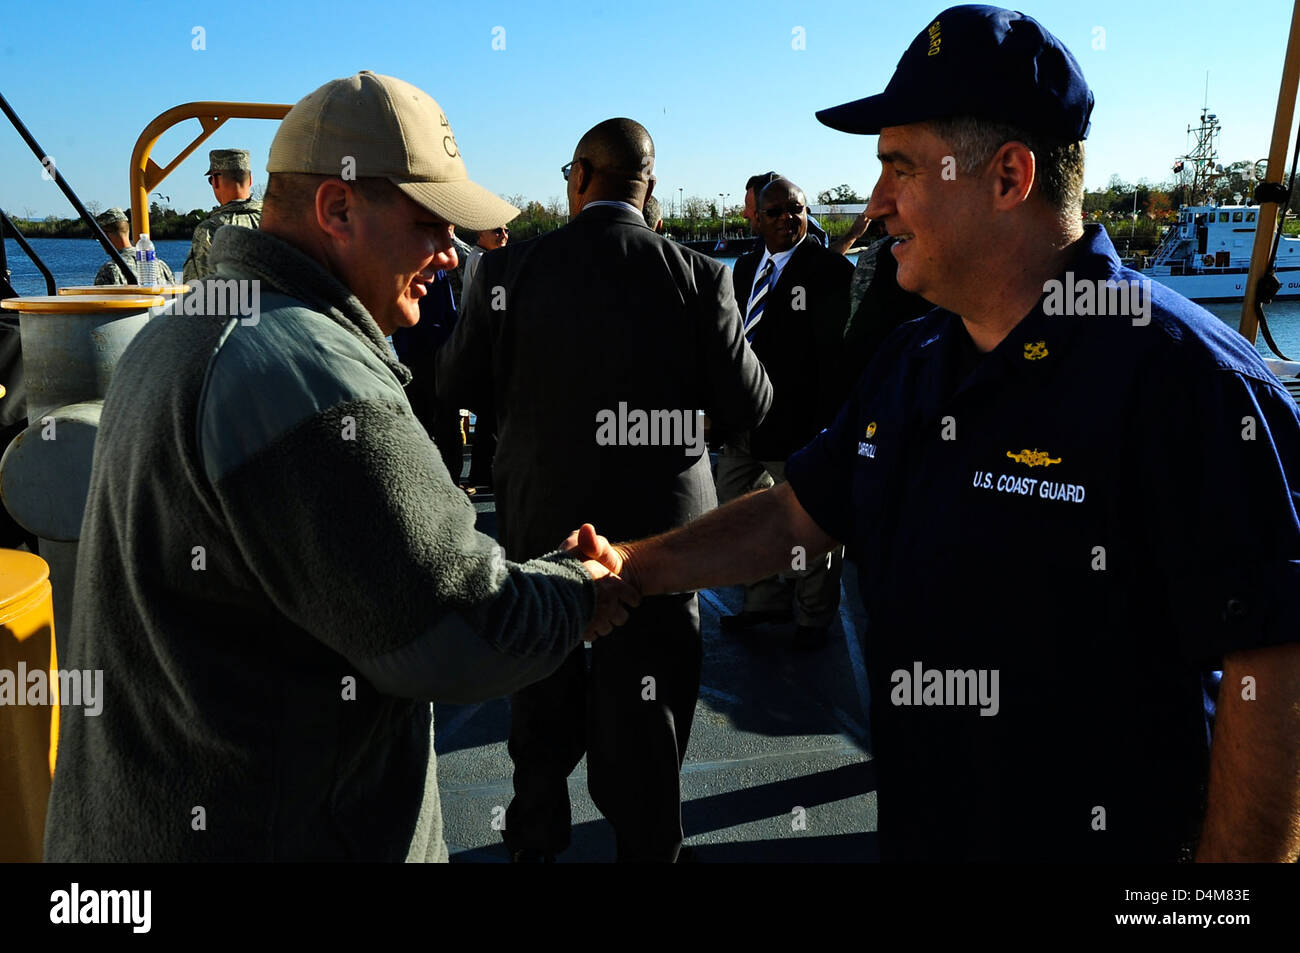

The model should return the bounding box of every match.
[510,848,556,863]
[719,609,794,631]
[676,845,700,863]
[791,624,829,651]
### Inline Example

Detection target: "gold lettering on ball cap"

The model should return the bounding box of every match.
[439,113,459,157]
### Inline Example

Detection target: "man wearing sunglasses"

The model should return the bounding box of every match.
[182,148,263,281]
[740,171,829,256]
[463,224,510,291]
[716,177,853,650]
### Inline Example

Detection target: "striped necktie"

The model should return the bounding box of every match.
[744,258,775,342]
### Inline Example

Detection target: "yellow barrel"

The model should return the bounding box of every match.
[0,549,55,862]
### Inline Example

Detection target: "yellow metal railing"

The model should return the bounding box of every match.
[1239,1,1300,343]
[129,102,292,243]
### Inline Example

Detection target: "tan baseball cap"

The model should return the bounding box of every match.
[267,71,518,231]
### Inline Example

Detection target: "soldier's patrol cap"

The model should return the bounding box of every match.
[267,70,518,231]
[205,149,252,176]
[816,5,1094,142]
[95,207,128,227]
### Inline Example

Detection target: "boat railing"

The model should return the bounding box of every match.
[1239,2,1300,347]
[129,102,291,243]
[0,91,136,288]
[0,208,55,298]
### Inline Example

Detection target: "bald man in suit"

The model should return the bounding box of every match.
[437,118,770,862]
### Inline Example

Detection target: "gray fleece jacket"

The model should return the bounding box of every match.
[44,226,594,861]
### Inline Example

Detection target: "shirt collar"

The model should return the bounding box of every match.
[907,224,1121,378]
[581,200,644,217]
[757,234,805,273]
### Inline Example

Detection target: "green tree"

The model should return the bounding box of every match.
[816,184,863,204]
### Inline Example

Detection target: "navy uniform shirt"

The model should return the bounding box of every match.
[786,225,1300,861]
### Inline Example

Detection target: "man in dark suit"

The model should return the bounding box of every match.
[717,178,853,649]
[435,118,771,862]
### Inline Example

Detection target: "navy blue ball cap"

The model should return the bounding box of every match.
[816,5,1094,142]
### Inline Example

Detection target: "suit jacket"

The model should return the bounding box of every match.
[437,204,771,560]
[732,236,853,461]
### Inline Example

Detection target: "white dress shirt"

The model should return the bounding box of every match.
[749,234,805,302]
[581,199,643,216]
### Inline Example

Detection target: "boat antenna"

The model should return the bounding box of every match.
[1177,106,1221,205]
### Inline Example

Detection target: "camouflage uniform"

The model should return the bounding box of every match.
[94,249,177,287]
[183,197,262,280]
[91,207,177,286]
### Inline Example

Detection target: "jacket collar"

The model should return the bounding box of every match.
[208,225,411,384]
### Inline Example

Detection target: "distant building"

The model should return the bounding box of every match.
[809,203,868,220]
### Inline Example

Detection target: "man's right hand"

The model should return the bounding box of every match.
[564,523,627,577]
[564,525,639,639]
[561,524,642,639]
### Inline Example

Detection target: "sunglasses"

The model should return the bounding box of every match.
[206,173,220,185]
[760,203,807,219]
[562,158,591,181]
[494,226,509,236]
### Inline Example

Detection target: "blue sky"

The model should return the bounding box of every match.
[1,0,1293,219]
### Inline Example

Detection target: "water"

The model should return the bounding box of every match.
[8,238,1300,361]
[3,237,190,291]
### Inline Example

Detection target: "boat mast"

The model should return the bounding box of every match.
[1178,103,1221,206]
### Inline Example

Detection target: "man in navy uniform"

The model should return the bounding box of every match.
[572,5,1300,861]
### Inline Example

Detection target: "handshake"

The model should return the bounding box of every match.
[562,523,641,640]
[557,483,824,641]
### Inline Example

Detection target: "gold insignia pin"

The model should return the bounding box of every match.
[1024,341,1049,361]
[1006,449,1061,467]
[865,422,877,439]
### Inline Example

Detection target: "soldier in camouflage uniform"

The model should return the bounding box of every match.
[93,207,177,286]
[183,148,262,280]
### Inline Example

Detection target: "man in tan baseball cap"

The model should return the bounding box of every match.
[260,70,519,335]
[267,71,519,233]
[45,72,634,863]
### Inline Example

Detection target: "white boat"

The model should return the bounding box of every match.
[1139,202,1300,301]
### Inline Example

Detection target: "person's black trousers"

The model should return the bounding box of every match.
[405,363,465,482]
[504,592,702,861]
[467,409,497,488]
